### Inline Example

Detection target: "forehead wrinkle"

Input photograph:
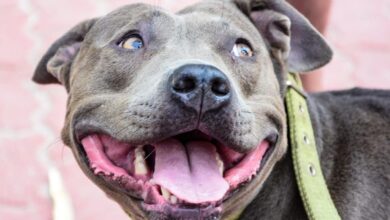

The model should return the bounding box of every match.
[178,1,250,27]
[91,4,175,46]
[178,9,264,49]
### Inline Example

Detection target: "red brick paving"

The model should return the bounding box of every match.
[0,0,389,219]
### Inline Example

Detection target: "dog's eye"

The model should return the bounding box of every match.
[232,42,253,57]
[119,36,144,50]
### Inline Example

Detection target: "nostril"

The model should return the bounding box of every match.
[211,78,230,96]
[172,75,197,93]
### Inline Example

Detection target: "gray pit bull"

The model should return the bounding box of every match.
[32,0,390,219]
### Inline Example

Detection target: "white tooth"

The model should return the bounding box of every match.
[161,187,171,200]
[216,153,224,175]
[170,195,178,204]
[134,146,149,175]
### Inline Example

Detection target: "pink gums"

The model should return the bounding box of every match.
[224,141,269,188]
[81,134,270,204]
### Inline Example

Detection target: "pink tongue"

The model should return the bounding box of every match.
[153,139,229,204]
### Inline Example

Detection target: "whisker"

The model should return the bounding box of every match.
[144,148,156,161]
[114,125,130,138]
[46,137,63,150]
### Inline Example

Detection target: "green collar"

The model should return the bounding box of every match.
[285,73,340,220]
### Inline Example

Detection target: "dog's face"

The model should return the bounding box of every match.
[33,0,331,219]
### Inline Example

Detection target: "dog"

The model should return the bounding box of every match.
[32,0,390,219]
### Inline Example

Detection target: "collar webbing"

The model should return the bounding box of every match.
[285,73,340,220]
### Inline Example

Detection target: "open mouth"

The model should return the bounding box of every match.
[79,130,275,212]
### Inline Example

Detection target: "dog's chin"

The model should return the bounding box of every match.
[74,129,277,219]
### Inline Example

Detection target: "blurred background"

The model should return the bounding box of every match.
[0,0,389,219]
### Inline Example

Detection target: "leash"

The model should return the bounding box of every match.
[285,73,341,220]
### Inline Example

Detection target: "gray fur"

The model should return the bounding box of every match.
[32,0,389,219]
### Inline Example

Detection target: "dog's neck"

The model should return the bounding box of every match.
[239,146,308,219]
[239,92,344,219]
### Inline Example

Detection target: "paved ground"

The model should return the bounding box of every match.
[0,0,389,219]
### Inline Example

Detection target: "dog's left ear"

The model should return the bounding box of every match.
[32,18,98,88]
[234,0,333,73]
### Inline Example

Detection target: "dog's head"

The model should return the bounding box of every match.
[33,0,332,219]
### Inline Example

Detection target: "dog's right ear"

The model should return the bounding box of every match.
[233,0,333,73]
[32,18,98,88]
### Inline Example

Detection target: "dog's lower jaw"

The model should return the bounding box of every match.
[119,159,282,220]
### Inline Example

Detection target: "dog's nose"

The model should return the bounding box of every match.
[169,64,231,112]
